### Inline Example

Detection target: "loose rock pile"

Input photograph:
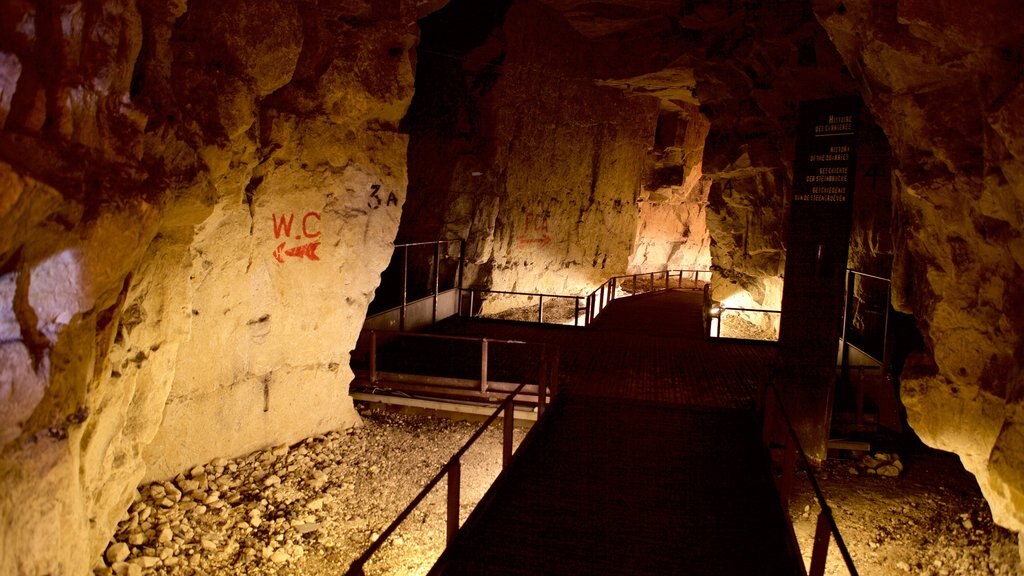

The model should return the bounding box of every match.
[96,407,524,575]
[848,452,905,477]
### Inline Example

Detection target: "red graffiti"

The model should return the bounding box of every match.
[302,212,321,238]
[273,212,321,239]
[524,212,549,234]
[518,211,551,247]
[273,242,321,263]
[272,211,322,263]
[518,236,552,247]
[272,213,294,239]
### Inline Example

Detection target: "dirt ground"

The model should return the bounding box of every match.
[789,440,1023,576]
[102,405,1021,576]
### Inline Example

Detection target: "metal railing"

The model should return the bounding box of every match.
[364,239,464,332]
[841,269,891,375]
[353,330,557,406]
[583,269,711,325]
[344,363,555,575]
[702,284,782,341]
[761,379,859,576]
[462,288,587,326]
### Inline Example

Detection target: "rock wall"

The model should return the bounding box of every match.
[0,0,421,573]
[403,0,658,303]
[628,105,712,273]
[815,0,1024,547]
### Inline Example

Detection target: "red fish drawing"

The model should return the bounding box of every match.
[273,242,321,263]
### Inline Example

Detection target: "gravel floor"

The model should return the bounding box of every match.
[790,444,1023,576]
[98,404,527,576]
[99,405,1021,576]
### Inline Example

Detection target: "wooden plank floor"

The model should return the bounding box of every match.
[418,291,801,575]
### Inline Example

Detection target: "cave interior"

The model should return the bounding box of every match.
[0,0,1023,573]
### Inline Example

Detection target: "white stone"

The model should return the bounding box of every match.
[105,542,130,564]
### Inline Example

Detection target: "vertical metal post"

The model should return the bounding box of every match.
[468,290,474,318]
[432,241,441,324]
[632,274,637,294]
[503,401,514,468]
[649,272,654,294]
[538,295,544,324]
[600,284,605,311]
[480,339,489,393]
[574,298,581,327]
[537,347,547,418]
[400,245,408,331]
[369,331,377,384]
[447,461,461,545]
[664,270,669,291]
[457,240,465,316]
[840,270,854,385]
[882,281,892,376]
[809,511,832,576]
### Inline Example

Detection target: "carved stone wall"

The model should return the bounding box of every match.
[0,0,422,572]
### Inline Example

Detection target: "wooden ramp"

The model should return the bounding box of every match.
[431,397,801,575]
[426,291,802,575]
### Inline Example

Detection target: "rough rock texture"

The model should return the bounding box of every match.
[0,1,423,573]
[402,0,659,305]
[543,1,860,311]
[815,0,1024,548]
[628,104,712,273]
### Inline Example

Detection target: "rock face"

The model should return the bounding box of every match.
[0,0,421,573]
[628,104,712,273]
[815,0,1024,546]
[402,0,659,304]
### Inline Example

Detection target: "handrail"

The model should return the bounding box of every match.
[359,330,553,406]
[702,283,782,341]
[366,239,464,332]
[393,239,462,249]
[763,379,858,576]
[345,369,552,575]
[460,269,711,328]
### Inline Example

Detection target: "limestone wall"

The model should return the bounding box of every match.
[628,105,712,273]
[816,0,1024,543]
[403,0,658,304]
[0,0,421,573]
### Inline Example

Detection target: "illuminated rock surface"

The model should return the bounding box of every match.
[0,0,1023,572]
[0,1,424,573]
[815,0,1024,549]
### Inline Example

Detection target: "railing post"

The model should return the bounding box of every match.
[649,271,654,294]
[432,241,441,324]
[447,461,461,545]
[537,347,548,417]
[665,270,669,291]
[600,284,605,310]
[400,245,409,331]
[469,290,475,318]
[457,239,465,316]
[809,511,831,576]
[840,270,854,385]
[538,295,544,324]
[574,298,581,327]
[369,331,377,384]
[480,338,489,393]
[503,401,514,467]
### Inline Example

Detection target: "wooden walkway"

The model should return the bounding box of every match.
[426,291,802,574]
